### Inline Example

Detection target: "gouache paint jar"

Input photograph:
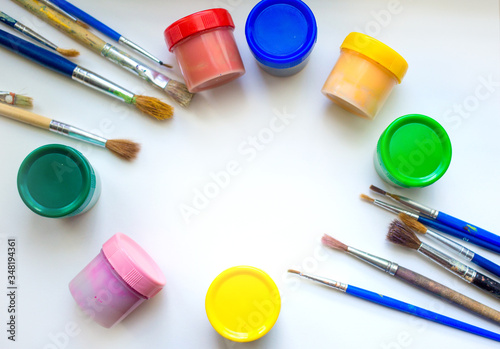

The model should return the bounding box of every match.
[205,266,281,342]
[17,144,101,218]
[69,233,166,328]
[322,32,408,119]
[245,0,317,76]
[164,8,245,93]
[375,114,452,188]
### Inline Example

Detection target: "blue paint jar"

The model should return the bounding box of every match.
[245,0,317,77]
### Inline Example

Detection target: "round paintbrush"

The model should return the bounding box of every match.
[388,220,500,300]
[321,234,500,324]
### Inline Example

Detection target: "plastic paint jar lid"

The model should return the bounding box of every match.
[102,233,166,298]
[375,114,452,188]
[341,32,408,83]
[205,266,281,342]
[164,8,235,51]
[17,144,97,218]
[245,0,317,75]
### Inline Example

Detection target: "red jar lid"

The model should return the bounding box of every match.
[164,8,235,51]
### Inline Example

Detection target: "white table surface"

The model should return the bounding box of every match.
[1,0,500,348]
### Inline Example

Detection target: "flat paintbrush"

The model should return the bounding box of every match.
[388,220,500,300]
[0,103,139,160]
[0,91,33,107]
[0,28,172,120]
[361,194,500,255]
[371,184,500,249]
[0,11,78,57]
[14,0,193,107]
[42,0,173,68]
[321,234,500,324]
[399,213,500,279]
[288,269,500,342]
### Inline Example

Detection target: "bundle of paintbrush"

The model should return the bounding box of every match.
[0,91,33,107]
[0,28,172,120]
[14,0,193,107]
[0,11,79,57]
[288,269,500,342]
[321,234,500,324]
[0,103,140,160]
[361,187,500,255]
[388,220,500,300]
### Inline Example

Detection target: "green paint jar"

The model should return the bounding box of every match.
[17,144,101,218]
[374,114,452,188]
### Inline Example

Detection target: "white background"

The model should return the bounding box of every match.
[1,0,500,348]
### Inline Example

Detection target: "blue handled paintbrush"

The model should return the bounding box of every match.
[288,269,500,342]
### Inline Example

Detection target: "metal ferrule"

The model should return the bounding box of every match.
[40,0,79,23]
[390,195,439,219]
[425,229,475,261]
[71,66,135,104]
[101,44,170,90]
[373,199,420,218]
[418,243,477,283]
[118,36,162,66]
[14,22,58,51]
[347,247,399,275]
[49,120,106,147]
[297,272,348,292]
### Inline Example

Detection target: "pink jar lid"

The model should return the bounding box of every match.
[102,233,166,298]
[164,8,235,51]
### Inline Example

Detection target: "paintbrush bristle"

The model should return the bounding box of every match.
[161,62,173,69]
[360,194,375,203]
[387,220,422,250]
[133,95,173,120]
[398,213,427,235]
[287,269,300,275]
[56,47,80,57]
[370,185,387,196]
[321,234,348,252]
[76,19,90,29]
[13,94,33,107]
[105,139,140,161]
[165,80,194,107]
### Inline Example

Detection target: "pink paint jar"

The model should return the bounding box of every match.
[164,8,245,93]
[69,233,166,328]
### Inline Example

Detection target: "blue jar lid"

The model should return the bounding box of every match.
[245,0,317,70]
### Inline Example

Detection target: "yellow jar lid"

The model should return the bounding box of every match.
[341,32,408,83]
[205,266,281,342]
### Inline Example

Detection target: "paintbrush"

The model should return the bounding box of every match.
[360,194,500,255]
[399,213,500,279]
[0,28,172,120]
[41,0,173,68]
[371,184,500,249]
[0,11,79,57]
[321,234,500,324]
[0,103,139,160]
[14,0,193,107]
[388,220,500,300]
[288,269,500,342]
[37,0,89,29]
[0,91,33,107]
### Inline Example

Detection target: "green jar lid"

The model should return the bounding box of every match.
[17,144,92,218]
[378,114,452,187]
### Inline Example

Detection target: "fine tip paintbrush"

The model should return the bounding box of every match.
[388,220,500,300]
[360,193,500,255]
[0,28,172,120]
[38,0,89,29]
[0,11,79,57]
[0,103,139,160]
[399,213,500,280]
[42,0,173,68]
[321,234,500,324]
[288,269,500,342]
[371,184,500,249]
[0,91,33,107]
[16,0,193,107]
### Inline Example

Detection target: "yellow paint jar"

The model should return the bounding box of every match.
[322,32,408,119]
[205,266,280,342]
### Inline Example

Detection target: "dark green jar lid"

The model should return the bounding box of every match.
[378,114,452,187]
[17,144,92,218]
